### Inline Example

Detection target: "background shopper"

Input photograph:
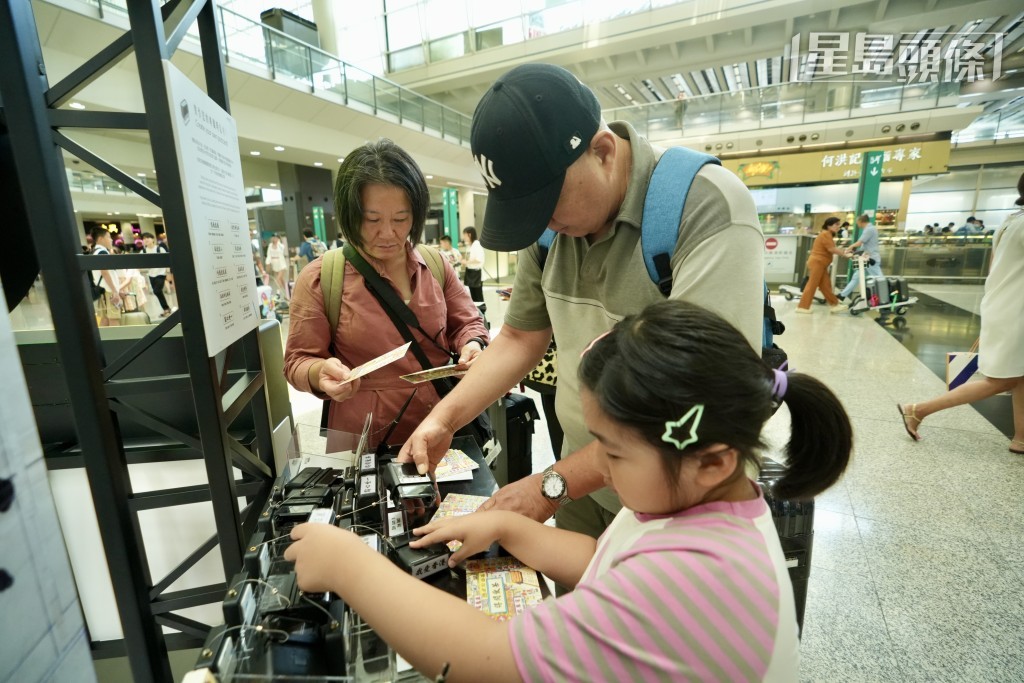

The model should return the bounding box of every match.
[900,173,1024,453]
[796,217,847,314]
[462,226,484,303]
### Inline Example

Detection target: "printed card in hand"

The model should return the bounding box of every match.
[395,449,479,485]
[465,557,543,621]
[400,365,467,384]
[428,492,489,551]
[341,342,411,384]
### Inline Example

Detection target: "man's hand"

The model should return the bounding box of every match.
[285,522,354,593]
[478,473,558,523]
[318,358,362,402]
[410,511,512,566]
[396,415,455,475]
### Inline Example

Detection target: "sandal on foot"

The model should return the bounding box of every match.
[1011,439,1024,455]
[897,403,922,441]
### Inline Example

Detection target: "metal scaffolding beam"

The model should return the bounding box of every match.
[0,1,276,680]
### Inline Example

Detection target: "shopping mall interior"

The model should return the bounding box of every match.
[3,0,1023,681]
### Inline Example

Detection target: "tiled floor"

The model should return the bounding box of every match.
[764,287,1022,682]
[13,280,1023,681]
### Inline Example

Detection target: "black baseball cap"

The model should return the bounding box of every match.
[470,63,601,252]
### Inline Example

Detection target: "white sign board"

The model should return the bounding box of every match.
[763,235,799,278]
[164,60,259,356]
[0,283,95,680]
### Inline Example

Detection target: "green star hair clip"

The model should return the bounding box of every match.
[662,404,704,451]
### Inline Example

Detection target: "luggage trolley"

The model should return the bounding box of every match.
[779,253,841,305]
[779,280,825,304]
[846,254,917,326]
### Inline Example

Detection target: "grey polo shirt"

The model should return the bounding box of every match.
[506,121,764,511]
[858,223,881,262]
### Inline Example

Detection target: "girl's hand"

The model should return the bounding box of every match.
[284,522,355,593]
[319,358,362,402]
[411,511,509,566]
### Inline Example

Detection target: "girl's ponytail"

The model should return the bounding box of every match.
[773,372,852,500]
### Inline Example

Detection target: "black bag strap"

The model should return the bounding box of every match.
[92,246,108,287]
[342,244,457,397]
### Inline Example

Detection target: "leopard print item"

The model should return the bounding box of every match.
[525,340,557,387]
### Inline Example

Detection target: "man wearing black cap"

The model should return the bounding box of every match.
[399,63,763,544]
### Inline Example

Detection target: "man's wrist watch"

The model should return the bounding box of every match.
[541,465,572,506]
[467,336,488,350]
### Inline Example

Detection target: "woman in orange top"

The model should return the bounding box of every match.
[797,217,849,313]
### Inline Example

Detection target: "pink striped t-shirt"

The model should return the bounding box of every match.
[509,483,800,682]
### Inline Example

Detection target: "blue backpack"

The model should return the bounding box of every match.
[537,146,785,364]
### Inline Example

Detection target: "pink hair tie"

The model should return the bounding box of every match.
[770,361,790,401]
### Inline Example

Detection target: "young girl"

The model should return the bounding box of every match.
[286,300,852,682]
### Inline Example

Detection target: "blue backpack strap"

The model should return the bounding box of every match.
[763,282,786,347]
[535,228,557,269]
[642,147,721,295]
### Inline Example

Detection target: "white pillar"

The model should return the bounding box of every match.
[311,0,339,56]
[458,190,476,234]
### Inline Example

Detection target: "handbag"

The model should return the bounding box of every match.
[946,338,979,391]
[523,339,557,389]
[342,245,493,447]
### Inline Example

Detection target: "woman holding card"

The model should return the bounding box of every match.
[284,140,488,444]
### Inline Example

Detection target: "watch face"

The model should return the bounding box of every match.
[542,472,565,499]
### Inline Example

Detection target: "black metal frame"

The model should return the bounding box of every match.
[0,2,275,681]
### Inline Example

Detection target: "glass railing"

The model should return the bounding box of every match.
[66,168,160,196]
[853,238,993,283]
[772,234,994,285]
[603,75,962,144]
[65,0,473,146]
[385,0,758,72]
[952,100,1024,145]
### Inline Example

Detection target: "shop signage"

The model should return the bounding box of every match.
[739,160,781,182]
[855,151,885,219]
[723,139,951,186]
